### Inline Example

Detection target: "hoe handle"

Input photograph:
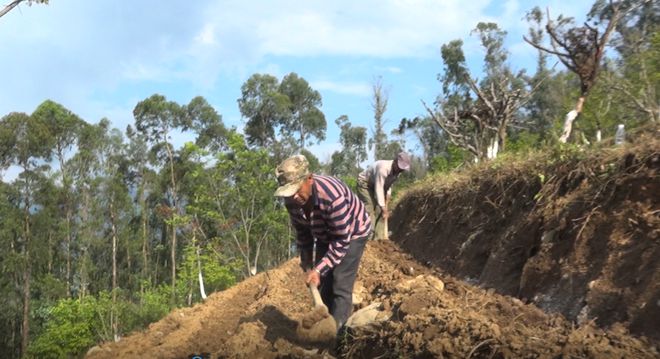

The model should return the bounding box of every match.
[309,284,325,308]
[384,215,389,240]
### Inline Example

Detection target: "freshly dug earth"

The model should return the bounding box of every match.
[86,132,658,358]
[392,131,660,347]
[86,241,656,358]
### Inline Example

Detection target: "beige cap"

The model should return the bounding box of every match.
[396,152,411,171]
[274,155,310,197]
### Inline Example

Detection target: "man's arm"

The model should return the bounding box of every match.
[313,197,352,277]
[383,191,391,219]
[373,163,388,208]
[286,205,314,270]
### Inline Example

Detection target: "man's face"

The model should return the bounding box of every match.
[289,175,313,207]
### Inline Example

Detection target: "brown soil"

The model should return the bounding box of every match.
[86,133,659,359]
[85,241,657,359]
[392,131,660,349]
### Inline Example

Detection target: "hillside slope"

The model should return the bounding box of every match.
[392,131,659,347]
[87,134,658,358]
[86,241,656,358]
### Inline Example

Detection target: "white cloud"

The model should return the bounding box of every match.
[375,66,403,74]
[195,23,217,45]
[203,0,493,61]
[312,80,372,97]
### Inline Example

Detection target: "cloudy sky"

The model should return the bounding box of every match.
[0,0,591,164]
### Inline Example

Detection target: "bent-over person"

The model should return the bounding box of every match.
[274,154,372,332]
[357,152,410,240]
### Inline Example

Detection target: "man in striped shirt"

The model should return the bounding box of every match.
[274,154,371,331]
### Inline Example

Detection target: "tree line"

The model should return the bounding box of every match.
[0,0,657,357]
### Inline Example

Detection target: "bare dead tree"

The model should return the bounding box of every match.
[0,0,48,19]
[370,76,389,160]
[523,1,630,143]
[423,74,540,162]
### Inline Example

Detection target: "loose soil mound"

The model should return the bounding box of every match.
[86,240,656,358]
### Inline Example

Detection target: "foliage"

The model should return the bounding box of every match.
[428,144,468,173]
[27,298,99,358]
[329,115,368,177]
[124,285,172,330]
[505,131,542,154]
[398,116,447,168]
[238,73,326,153]
[279,73,327,151]
[429,23,531,161]
[238,74,289,148]
[186,132,292,278]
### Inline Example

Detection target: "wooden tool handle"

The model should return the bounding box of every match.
[384,215,389,240]
[309,284,324,307]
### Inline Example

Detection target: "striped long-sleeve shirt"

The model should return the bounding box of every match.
[285,174,371,276]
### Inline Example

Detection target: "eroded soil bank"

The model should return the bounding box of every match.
[392,134,659,347]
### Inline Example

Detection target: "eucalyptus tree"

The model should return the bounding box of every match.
[32,100,85,297]
[523,1,640,143]
[0,111,51,357]
[188,131,289,278]
[125,125,156,296]
[426,23,533,162]
[93,125,131,340]
[329,115,368,178]
[186,96,229,152]
[133,94,186,299]
[522,8,567,142]
[68,120,107,299]
[599,0,659,123]
[238,74,289,149]
[0,181,22,358]
[397,116,447,168]
[278,72,326,151]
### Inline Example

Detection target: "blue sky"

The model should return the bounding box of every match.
[1,0,591,168]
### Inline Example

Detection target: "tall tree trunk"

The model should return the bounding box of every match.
[299,122,305,151]
[59,154,73,298]
[79,186,91,299]
[165,142,178,302]
[559,96,586,143]
[20,187,31,357]
[197,248,207,301]
[47,231,53,275]
[141,213,148,292]
[140,175,149,299]
[21,246,31,357]
[109,200,119,341]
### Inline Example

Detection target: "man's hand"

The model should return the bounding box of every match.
[305,269,321,287]
[381,206,389,219]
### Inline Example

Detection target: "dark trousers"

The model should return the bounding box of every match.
[315,236,368,329]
